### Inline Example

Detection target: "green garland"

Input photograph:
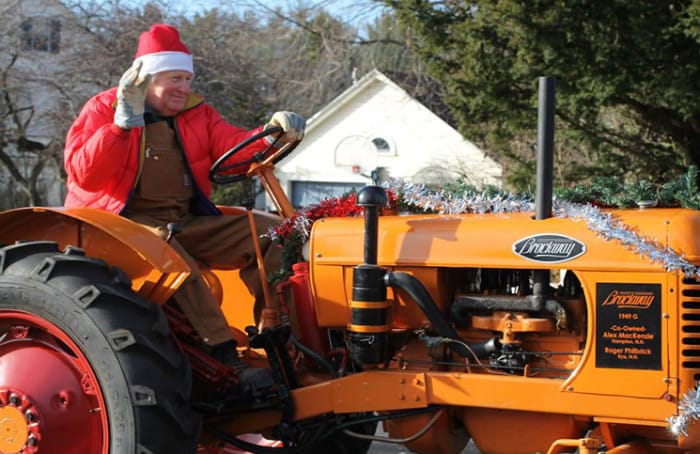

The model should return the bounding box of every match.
[554,166,700,209]
[399,166,700,212]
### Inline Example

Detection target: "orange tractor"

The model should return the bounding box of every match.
[2,90,700,453]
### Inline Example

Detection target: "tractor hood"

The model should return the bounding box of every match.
[309,208,700,271]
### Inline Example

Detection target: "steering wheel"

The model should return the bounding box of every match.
[208,126,300,185]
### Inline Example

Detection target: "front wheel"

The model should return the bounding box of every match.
[0,241,200,453]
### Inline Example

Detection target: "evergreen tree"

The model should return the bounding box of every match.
[382,0,700,189]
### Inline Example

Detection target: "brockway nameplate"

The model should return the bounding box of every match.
[512,233,586,263]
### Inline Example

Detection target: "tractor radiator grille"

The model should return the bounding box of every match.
[681,277,700,380]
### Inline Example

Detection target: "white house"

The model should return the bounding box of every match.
[0,0,100,207]
[273,69,502,209]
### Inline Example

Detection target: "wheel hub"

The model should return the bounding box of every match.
[0,388,39,454]
[0,405,27,453]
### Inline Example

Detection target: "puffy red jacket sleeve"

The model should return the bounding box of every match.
[204,104,269,164]
[175,103,270,196]
[64,88,140,192]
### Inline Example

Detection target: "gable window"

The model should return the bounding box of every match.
[372,137,391,153]
[372,136,396,156]
[20,17,61,53]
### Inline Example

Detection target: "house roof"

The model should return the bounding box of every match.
[381,69,456,128]
[305,68,456,132]
[305,69,399,133]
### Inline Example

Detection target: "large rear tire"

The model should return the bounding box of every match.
[0,241,200,453]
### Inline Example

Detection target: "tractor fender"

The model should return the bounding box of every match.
[0,206,190,305]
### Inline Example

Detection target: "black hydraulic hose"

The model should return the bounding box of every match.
[385,271,497,358]
[289,334,338,378]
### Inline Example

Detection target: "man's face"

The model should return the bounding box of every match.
[146,70,193,116]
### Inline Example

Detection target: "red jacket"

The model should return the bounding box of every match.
[64,87,268,214]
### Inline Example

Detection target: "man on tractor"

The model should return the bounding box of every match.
[63,23,305,391]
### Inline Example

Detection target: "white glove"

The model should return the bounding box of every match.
[114,61,151,129]
[265,111,306,144]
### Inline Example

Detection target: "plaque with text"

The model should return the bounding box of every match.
[595,283,661,370]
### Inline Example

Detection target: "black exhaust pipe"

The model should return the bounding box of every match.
[532,76,556,310]
[535,76,555,221]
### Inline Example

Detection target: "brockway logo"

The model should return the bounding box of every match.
[512,233,586,263]
[601,290,655,309]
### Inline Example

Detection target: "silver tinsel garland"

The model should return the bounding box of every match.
[669,387,700,437]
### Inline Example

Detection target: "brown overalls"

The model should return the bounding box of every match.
[122,118,280,346]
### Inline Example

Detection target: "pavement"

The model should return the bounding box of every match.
[368,427,480,454]
[368,440,480,454]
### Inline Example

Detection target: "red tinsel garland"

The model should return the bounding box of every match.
[270,189,397,246]
[266,189,397,281]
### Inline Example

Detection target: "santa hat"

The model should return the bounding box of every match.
[133,24,194,75]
